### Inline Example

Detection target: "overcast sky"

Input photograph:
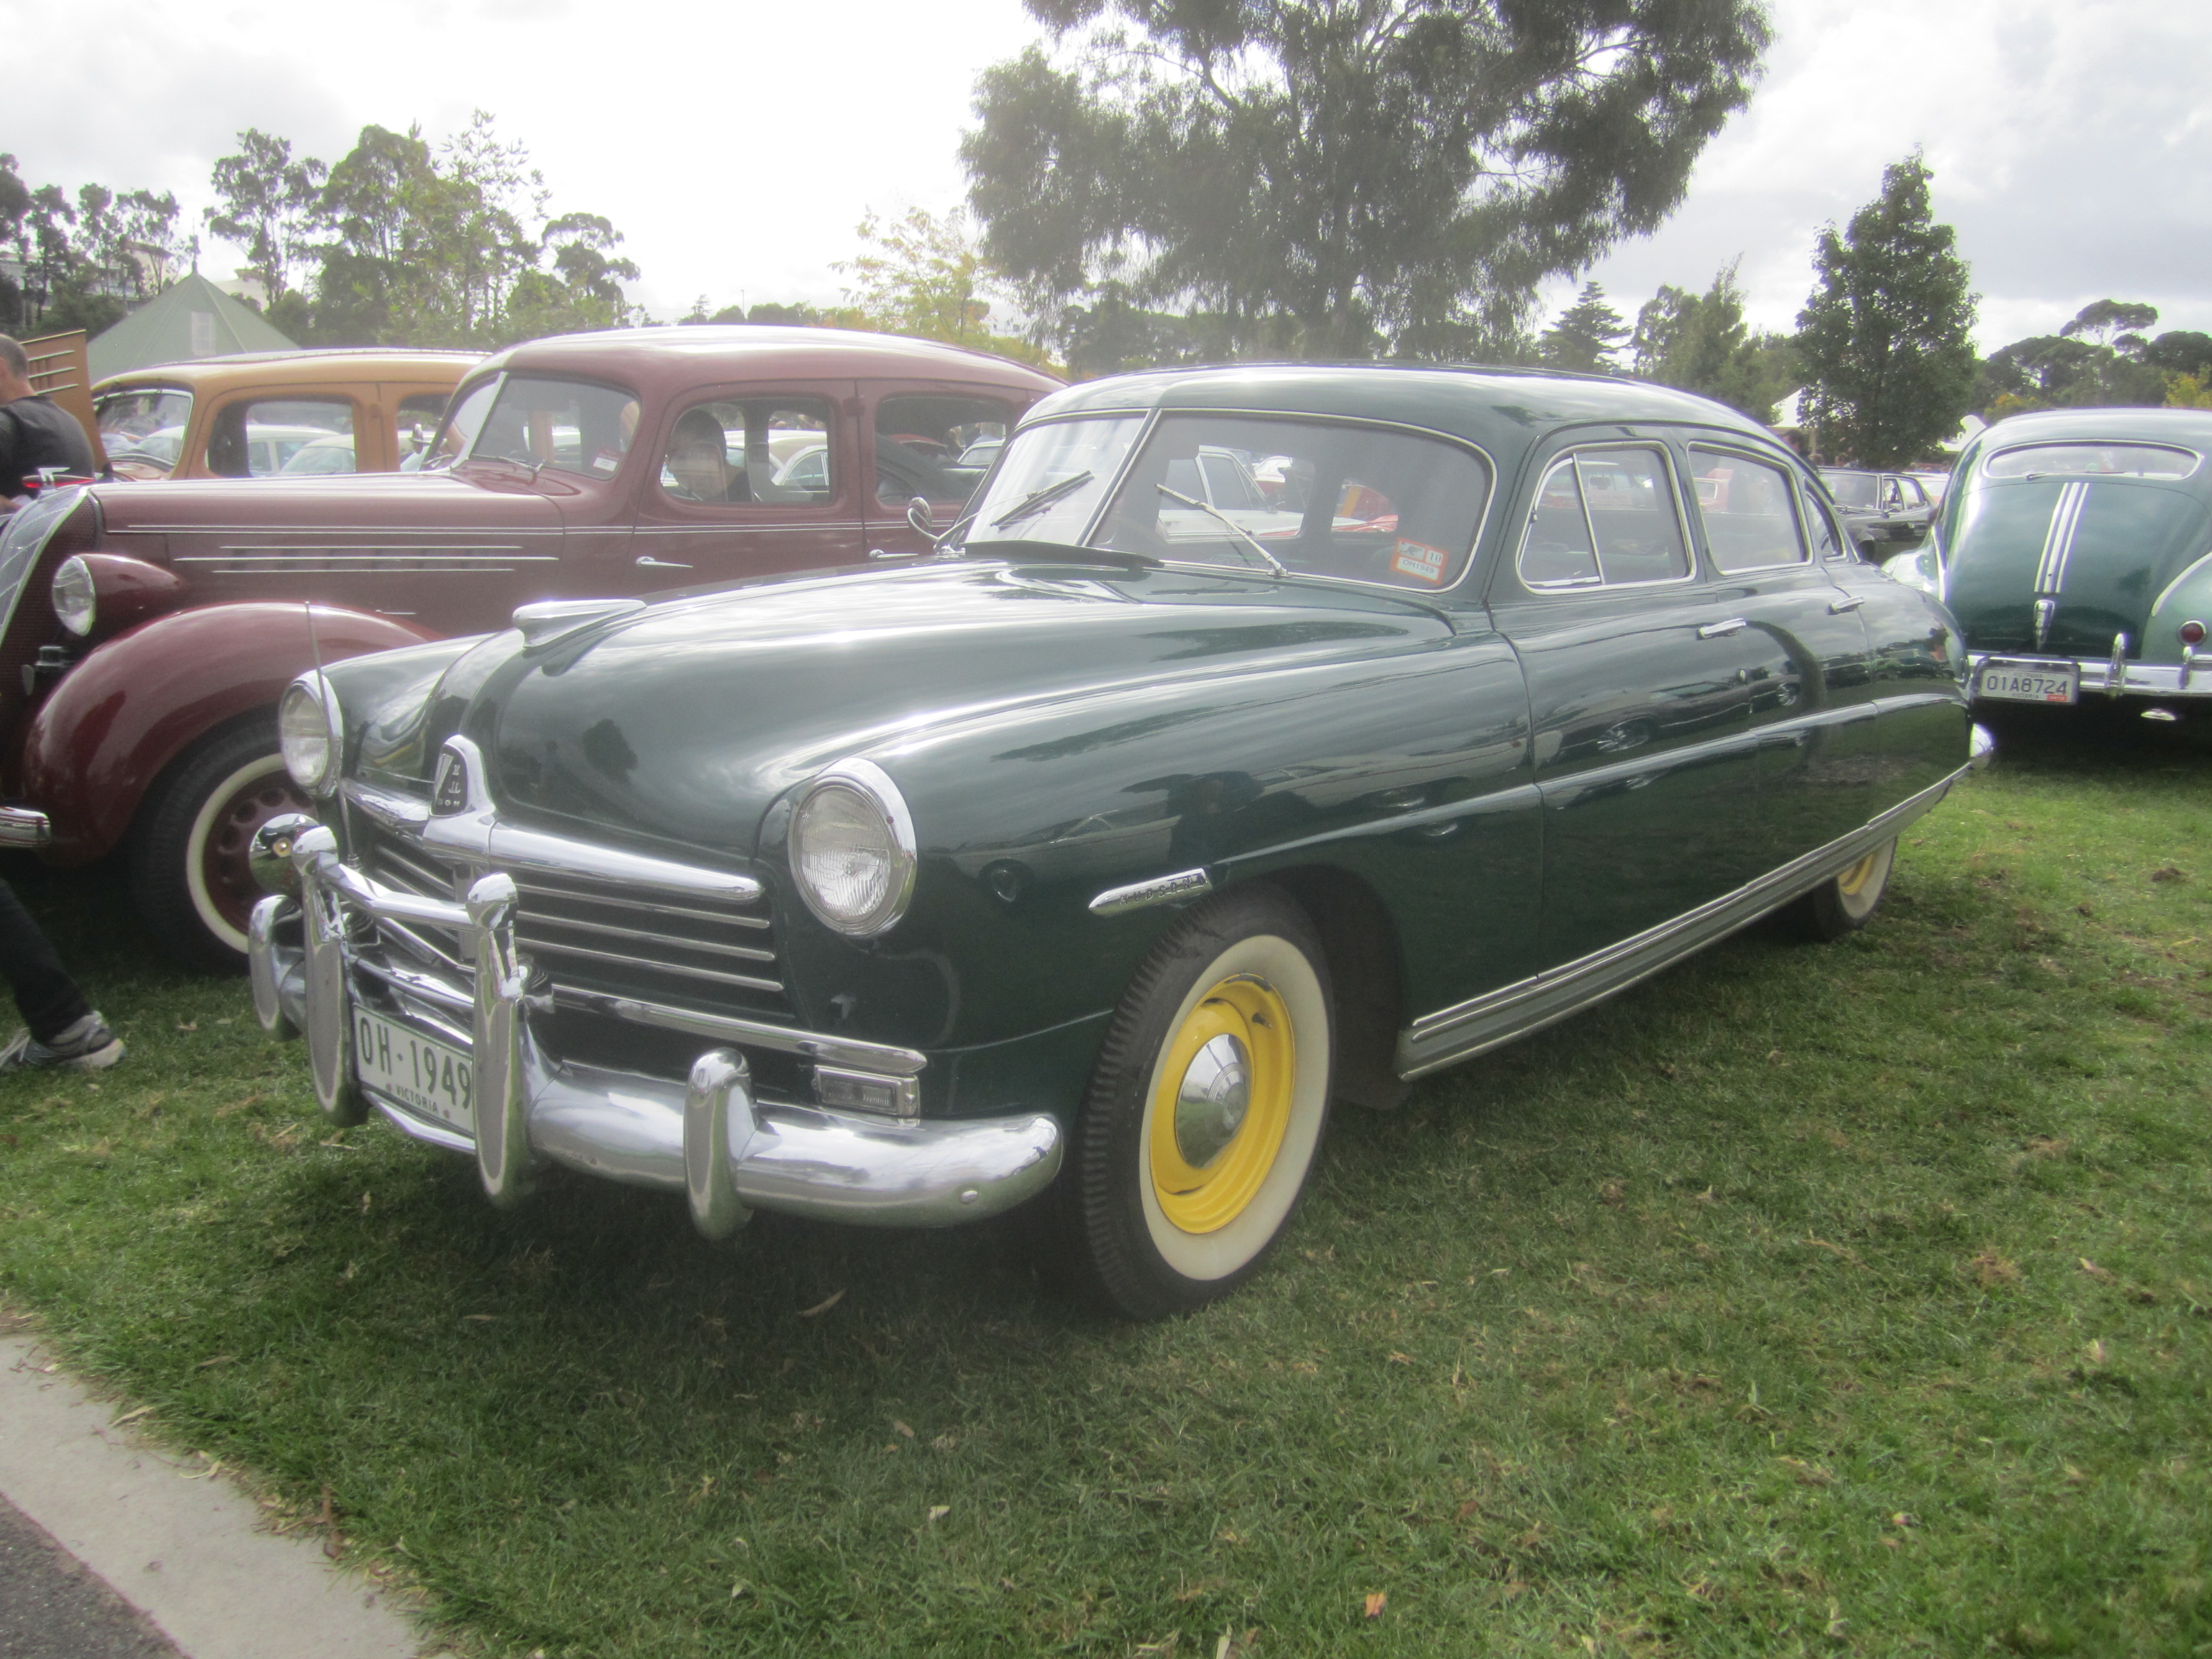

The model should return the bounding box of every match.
[6,0,2206,354]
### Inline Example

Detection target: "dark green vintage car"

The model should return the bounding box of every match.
[248,365,1989,1318]
[1886,407,2212,723]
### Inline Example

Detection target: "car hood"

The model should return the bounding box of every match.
[93,468,566,539]
[463,559,1457,858]
[1946,476,2211,655]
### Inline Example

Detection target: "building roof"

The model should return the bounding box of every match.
[86,272,298,381]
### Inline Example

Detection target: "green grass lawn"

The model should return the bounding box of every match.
[4,714,2208,1657]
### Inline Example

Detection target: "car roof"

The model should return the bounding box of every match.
[94,348,483,391]
[1026,362,1786,453]
[1976,406,2212,449]
[475,326,1065,399]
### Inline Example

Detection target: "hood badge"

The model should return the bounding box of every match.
[431,737,488,816]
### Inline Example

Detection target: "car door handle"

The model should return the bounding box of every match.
[634,555,692,570]
[868,548,918,560]
[1827,595,1866,614]
[1697,617,1749,638]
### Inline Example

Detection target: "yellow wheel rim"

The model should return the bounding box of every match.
[1147,974,1295,1235]
[1836,852,1880,898]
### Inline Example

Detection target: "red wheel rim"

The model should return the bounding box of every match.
[198,764,310,938]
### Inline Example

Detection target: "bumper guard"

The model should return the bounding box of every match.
[250,823,1062,1233]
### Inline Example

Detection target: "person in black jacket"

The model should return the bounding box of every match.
[0,334,98,501]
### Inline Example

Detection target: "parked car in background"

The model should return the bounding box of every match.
[1,328,1060,970]
[92,349,479,481]
[1885,407,2212,726]
[246,363,1985,1318]
[1820,467,1937,552]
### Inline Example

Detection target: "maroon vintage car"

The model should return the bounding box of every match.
[0,327,1060,968]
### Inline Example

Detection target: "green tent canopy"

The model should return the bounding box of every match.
[86,272,296,381]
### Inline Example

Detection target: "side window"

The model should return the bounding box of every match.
[1521,458,1600,586]
[1804,493,1855,562]
[659,399,835,507]
[395,392,450,470]
[1688,447,1808,574]
[1519,445,1690,589]
[876,394,1015,506]
[207,396,357,477]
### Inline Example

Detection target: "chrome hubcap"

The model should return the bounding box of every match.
[1173,1032,1251,1170]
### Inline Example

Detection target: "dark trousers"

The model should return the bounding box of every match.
[1,878,92,1041]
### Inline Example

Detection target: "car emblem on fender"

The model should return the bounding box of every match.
[432,745,472,815]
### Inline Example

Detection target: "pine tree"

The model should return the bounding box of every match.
[1795,154,1977,467]
[1538,284,1628,373]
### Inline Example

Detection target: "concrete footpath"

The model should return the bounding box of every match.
[0,1334,432,1659]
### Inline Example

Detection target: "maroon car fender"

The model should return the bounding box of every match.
[23,602,434,864]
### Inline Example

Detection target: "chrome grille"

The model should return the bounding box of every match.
[358,822,792,1023]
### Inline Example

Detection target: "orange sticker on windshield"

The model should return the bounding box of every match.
[1390,538,1449,585]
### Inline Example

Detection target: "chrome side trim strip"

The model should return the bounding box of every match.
[2150,549,2212,616]
[1089,867,1214,916]
[1395,760,1976,1080]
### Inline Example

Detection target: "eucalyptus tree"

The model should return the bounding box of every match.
[963,0,1774,360]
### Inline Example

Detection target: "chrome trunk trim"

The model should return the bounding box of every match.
[1966,651,2212,699]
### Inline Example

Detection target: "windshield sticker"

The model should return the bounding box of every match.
[1390,538,1449,585]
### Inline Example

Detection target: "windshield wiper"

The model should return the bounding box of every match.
[1155,484,1288,577]
[990,470,1095,531]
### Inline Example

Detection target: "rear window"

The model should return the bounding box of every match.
[1984,443,2199,481]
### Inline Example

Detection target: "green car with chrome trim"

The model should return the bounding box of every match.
[248,364,1988,1319]
[1886,407,2212,723]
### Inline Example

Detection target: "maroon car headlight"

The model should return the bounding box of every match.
[50,556,97,636]
[46,551,185,641]
[277,674,343,795]
[790,759,917,937]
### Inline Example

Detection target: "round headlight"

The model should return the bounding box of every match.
[276,675,342,794]
[51,556,96,637]
[790,760,917,937]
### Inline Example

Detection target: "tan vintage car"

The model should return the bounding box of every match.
[92,349,481,481]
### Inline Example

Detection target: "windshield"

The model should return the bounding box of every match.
[958,415,1145,546]
[1984,442,2199,481]
[469,376,639,479]
[95,388,191,479]
[422,379,498,471]
[1090,413,1491,589]
[1822,470,1878,508]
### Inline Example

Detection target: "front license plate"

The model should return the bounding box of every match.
[1978,661,2079,705]
[355,1009,473,1132]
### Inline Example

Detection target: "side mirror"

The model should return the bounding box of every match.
[907,495,936,539]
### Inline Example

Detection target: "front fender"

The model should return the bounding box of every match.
[22,602,434,862]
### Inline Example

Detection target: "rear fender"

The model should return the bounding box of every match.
[22,602,433,862]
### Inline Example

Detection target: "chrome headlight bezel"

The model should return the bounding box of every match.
[789,758,918,938]
[276,673,343,796]
[50,555,96,637]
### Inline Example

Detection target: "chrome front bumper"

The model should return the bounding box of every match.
[250,824,1062,1234]
[1969,650,2212,700]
